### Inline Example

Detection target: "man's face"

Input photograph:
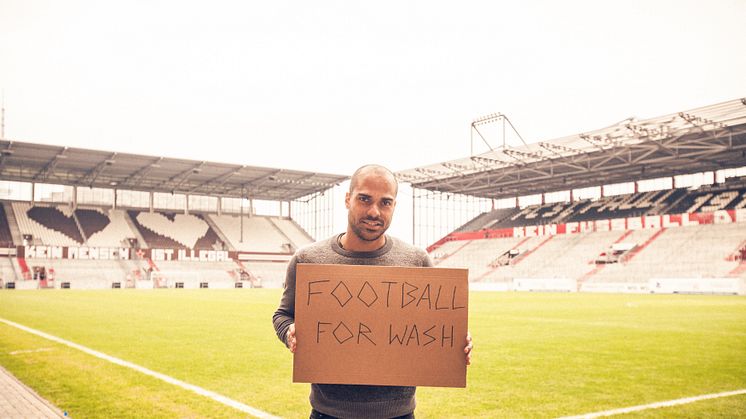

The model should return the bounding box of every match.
[345,171,397,243]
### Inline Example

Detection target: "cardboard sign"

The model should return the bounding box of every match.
[293,264,469,388]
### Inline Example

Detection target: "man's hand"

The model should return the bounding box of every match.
[464,331,473,366]
[286,323,297,353]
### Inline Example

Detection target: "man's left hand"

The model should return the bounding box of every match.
[464,331,473,366]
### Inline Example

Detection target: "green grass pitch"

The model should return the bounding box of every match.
[0,289,745,418]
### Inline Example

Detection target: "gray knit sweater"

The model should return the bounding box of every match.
[272,234,433,419]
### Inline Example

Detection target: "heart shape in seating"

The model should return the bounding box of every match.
[75,209,112,239]
[27,206,86,243]
[136,212,210,248]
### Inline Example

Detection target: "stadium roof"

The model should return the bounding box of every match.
[0,140,348,201]
[396,98,746,199]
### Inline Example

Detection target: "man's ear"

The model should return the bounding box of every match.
[345,192,351,209]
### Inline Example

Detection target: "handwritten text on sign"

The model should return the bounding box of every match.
[293,264,469,388]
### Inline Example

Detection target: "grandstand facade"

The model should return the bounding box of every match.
[2,98,746,295]
[398,98,746,295]
[0,142,347,290]
[426,179,746,293]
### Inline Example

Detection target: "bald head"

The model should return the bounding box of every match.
[349,164,398,196]
[344,164,398,250]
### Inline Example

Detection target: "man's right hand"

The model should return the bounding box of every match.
[286,323,297,353]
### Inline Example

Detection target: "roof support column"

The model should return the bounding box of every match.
[149,191,154,213]
[72,186,77,210]
[240,195,244,244]
[412,190,416,245]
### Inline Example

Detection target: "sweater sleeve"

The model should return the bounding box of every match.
[272,254,298,347]
[423,251,434,267]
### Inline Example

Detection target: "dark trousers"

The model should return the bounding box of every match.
[310,409,414,419]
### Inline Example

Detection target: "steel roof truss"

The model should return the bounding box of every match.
[121,157,163,189]
[79,152,117,187]
[33,147,68,182]
[161,161,206,192]
[190,166,245,195]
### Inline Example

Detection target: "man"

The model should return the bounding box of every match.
[273,164,473,419]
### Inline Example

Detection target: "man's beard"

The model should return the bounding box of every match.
[349,217,387,242]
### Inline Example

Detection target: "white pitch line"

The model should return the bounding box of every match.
[9,347,54,355]
[558,388,746,418]
[0,317,280,419]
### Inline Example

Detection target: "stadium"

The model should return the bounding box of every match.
[1,98,745,294]
[1,97,745,417]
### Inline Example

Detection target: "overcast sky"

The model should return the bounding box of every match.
[2,0,745,243]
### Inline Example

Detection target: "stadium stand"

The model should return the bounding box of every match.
[0,204,14,247]
[208,214,295,253]
[27,206,84,243]
[74,208,110,242]
[0,257,18,285]
[13,256,31,281]
[425,178,746,293]
[2,98,744,292]
[193,214,226,250]
[42,259,140,288]
[2,202,22,246]
[456,189,689,231]
[611,228,665,264]
[153,260,239,288]
[270,218,314,250]
[431,239,474,262]
[241,261,288,288]
[454,207,521,232]
[128,210,219,250]
[483,230,622,283]
[500,202,576,227]
[3,181,746,291]
[435,236,543,281]
[79,208,135,248]
[564,189,684,223]
[588,223,746,283]
[665,185,746,214]
[452,185,746,233]
[2,203,315,288]
[0,139,347,289]
[12,202,81,246]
